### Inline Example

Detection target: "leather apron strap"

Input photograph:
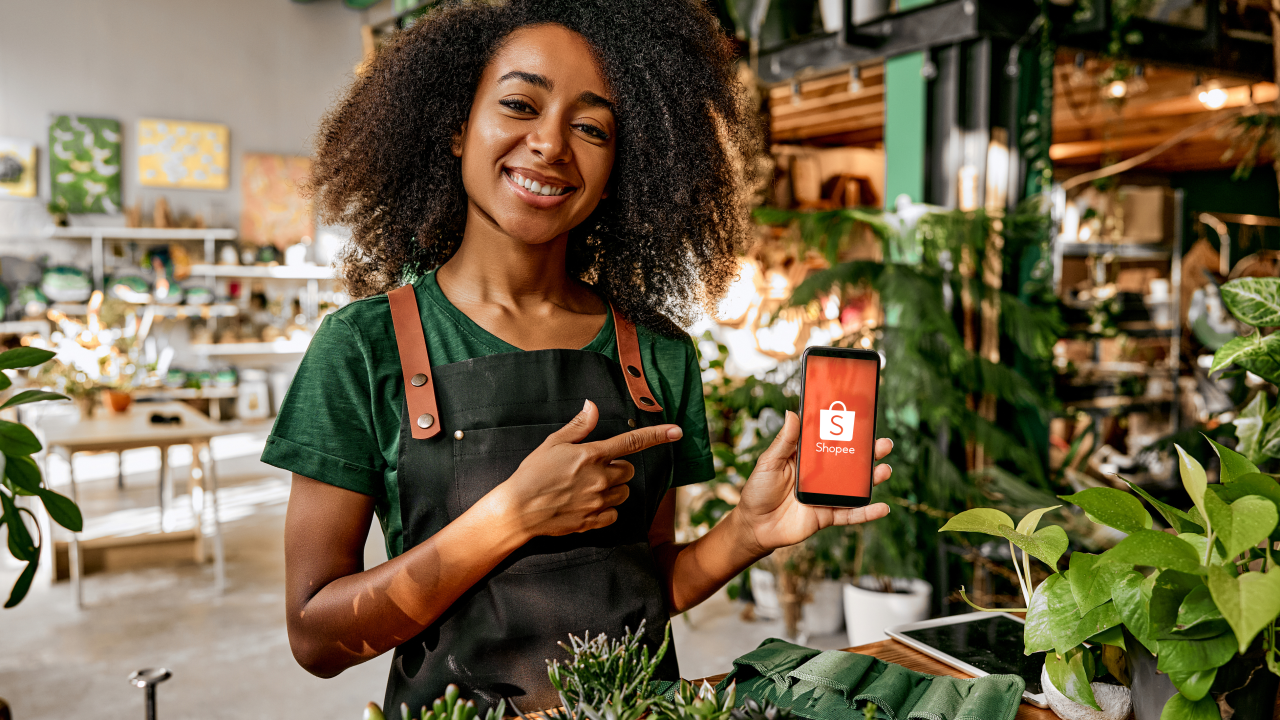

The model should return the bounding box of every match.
[610,304,663,413]
[388,285,442,439]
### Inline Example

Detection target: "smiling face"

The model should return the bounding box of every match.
[454,24,616,247]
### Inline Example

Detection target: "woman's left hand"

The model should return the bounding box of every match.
[732,410,894,558]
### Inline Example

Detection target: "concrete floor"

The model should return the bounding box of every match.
[0,430,846,720]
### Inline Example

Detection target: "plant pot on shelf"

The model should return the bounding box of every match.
[102,389,132,413]
[842,575,930,647]
[1126,628,1280,720]
[749,568,782,621]
[1040,663,1131,720]
[800,578,845,636]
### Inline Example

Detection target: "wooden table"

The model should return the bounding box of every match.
[38,401,228,608]
[694,638,1053,720]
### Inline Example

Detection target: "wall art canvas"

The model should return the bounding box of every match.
[49,116,122,213]
[0,138,37,198]
[137,118,229,190]
[240,153,314,248]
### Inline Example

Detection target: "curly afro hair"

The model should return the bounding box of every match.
[309,0,760,334]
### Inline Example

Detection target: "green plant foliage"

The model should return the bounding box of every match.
[0,347,73,608]
[361,684,505,720]
[1045,646,1100,711]
[1206,438,1259,484]
[1058,488,1152,534]
[1066,552,1131,616]
[548,620,670,715]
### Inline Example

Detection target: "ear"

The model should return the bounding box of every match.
[451,121,468,157]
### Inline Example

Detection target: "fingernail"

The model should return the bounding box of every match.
[583,399,590,412]
[667,427,683,440]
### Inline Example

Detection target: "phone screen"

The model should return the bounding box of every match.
[796,350,879,503]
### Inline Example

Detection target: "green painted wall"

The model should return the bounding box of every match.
[895,0,934,9]
[884,52,927,206]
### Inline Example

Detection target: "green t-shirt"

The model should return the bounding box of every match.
[260,270,714,558]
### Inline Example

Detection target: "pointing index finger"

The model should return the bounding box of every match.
[590,424,683,460]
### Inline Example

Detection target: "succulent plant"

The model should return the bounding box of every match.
[728,697,793,720]
[362,683,505,720]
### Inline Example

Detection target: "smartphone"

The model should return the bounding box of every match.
[794,346,881,507]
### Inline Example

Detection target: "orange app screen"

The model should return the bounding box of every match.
[798,354,878,497]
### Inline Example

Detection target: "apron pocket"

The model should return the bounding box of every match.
[452,419,649,574]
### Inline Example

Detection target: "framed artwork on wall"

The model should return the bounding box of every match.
[240,153,314,249]
[49,116,122,213]
[0,138,37,198]
[137,118,229,190]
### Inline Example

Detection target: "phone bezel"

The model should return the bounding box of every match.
[794,345,881,508]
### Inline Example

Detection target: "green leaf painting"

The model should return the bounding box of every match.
[49,115,121,214]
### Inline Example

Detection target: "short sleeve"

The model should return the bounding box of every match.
[260,313,386,497]
[669,336,715,487]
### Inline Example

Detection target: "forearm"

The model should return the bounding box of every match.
[288,494,527,677]
[656,507,769,614]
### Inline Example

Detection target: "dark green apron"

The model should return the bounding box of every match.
[382,285,678,713]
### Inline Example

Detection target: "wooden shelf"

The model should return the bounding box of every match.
[50,302,239,318]
[134,387,238,400]
[47,227,237,241]
[189,264,335,280]
[189,340,310,356]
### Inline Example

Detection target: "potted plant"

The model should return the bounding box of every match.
[940,437,1280,719]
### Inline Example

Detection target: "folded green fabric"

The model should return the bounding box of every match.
[713,639,1025,720]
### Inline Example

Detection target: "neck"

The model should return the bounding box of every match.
[437,203,587,311]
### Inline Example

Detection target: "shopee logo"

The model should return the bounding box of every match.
[819,401,855,441]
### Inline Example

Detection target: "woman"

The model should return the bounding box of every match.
[263,0,895,713]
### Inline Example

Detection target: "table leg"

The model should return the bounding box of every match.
[158,445,171,533]
[200,442,225,594]
[189,450,205,565]
[64,447,83,611]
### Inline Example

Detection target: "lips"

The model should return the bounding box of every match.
[503,168,576,208]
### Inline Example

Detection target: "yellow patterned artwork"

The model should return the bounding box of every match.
[137,119,229,189]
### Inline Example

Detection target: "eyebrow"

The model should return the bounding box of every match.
[497,71,615,112]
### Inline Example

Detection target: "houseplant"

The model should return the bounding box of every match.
[0,346,77,608]
[940,437,1280,720]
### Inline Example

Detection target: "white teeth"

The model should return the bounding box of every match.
[530,180,543,194]
[508,171,568,197]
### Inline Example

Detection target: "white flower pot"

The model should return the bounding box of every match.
[801,579,845,635]
[749,568,782,620]
[843,576,931,647]
[1040,664,1131,720]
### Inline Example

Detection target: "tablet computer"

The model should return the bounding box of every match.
[885,612,1048,708]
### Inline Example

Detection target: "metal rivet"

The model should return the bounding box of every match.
[454,430,464,440]
[640,397,655,407]
[627,418,636,428]
[417,413,435,429]
[626,365,641,378]
[411,373,428,387]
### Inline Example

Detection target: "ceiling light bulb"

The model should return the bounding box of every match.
[1105,80,1128,99]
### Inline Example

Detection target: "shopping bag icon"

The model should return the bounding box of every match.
[819,401,855,441]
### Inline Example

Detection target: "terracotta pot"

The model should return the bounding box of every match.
[102,389,133,413]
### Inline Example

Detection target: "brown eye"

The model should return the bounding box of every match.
[500,98,535,113]
[577,123,610,141]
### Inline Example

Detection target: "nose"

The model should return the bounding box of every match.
[526,116,571,164]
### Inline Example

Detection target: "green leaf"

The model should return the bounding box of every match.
[1205,564,1280,654]
[1203,492,1277,561]
[1168,667,1217,703]
[1024,573,1071,654]
[4,454,39,493]
[1172,585,1229,640]
[1234,393,1267,465]
[1113,571,1158,654]
[0,347,55,371]
[1101,529,1202,573]
[1156,632,1237,674]
[1211,332,1280,374]
[4,558,37,609]
[1015,505,1061,535]
[997,524,1068,569]
[1206,436,1259,484]
[1150,570,1204,639]
[1045,647,1100,711]
[1,491,36,561]
[1176,534,1226,567]
[1176,446,1209,530]
[1220,276,1280,326]
[36,487,81,532]
[0,389,67,410]
[938,507,1014,535]
[0,373,10,392]
[1060,488,1153,534]
[1126,479,1203,534]
[0,420,41,455]
[1067,552,1132,615]
[1211,474,1280,541]
[1158,691,1222,720]
[1086,624,1126,649]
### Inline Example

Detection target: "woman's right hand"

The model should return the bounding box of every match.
[491,399,682,540]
